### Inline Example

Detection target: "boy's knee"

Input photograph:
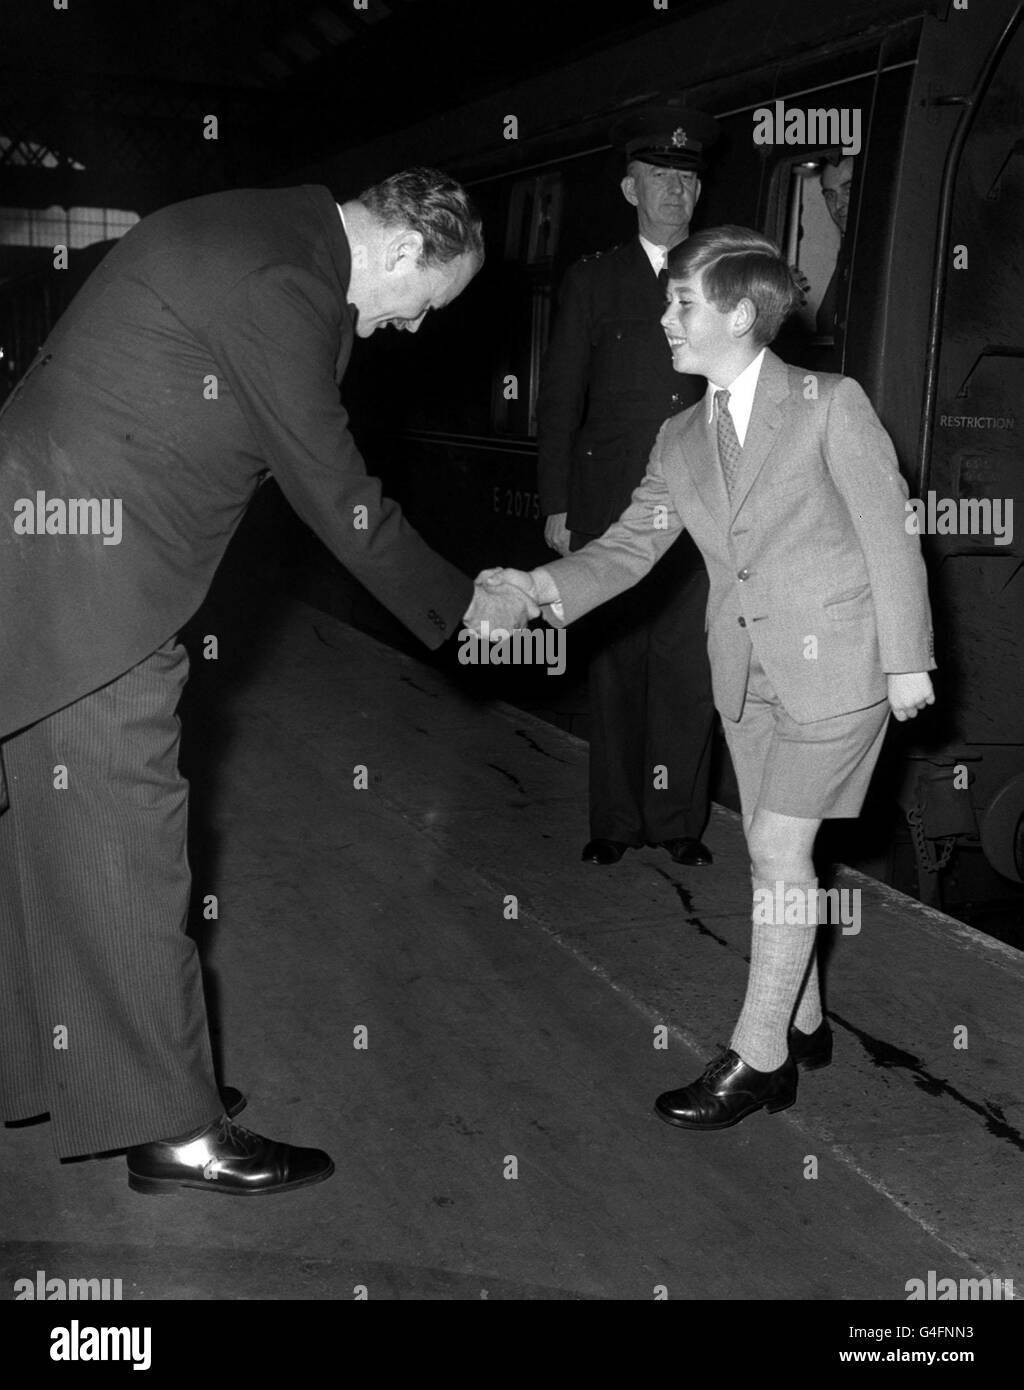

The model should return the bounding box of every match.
[748,823,806,882]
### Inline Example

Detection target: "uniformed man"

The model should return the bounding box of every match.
[536,104,718,866]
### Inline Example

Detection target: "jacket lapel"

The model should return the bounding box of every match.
[728,350,790,519]
[674,397,730,527]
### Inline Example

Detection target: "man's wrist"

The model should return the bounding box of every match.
[531,566,562,606]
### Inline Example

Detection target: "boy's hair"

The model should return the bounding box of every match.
[358,167,484,269]
[666,225,802,345]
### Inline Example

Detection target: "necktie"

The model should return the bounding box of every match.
[715,388,742,497]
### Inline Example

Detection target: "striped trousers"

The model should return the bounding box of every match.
[0,640,222,1158]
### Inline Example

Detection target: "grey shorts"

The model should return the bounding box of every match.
[722,653,890,819]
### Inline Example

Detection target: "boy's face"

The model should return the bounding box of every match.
[660,271,735,378]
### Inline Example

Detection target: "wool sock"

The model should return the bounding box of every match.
[730,878,818,1072]
[792,947,824,1035]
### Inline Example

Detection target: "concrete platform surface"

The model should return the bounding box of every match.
[1,600,1020,1301]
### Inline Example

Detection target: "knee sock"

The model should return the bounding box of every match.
[792,948,823,1035]
[730,878,818,1072]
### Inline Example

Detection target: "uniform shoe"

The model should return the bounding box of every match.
[581,838,629,864]
[127,1114,334,1196]
[656,837,713,865]
[788,1018,833,1070]
[654,1049,797,1130]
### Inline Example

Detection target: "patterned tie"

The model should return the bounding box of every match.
[715,388,742,498]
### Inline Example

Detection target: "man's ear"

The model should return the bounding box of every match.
[692,176,703,207]
[383,229,424,272]
[732,296,758,338]
[620,175,639,208]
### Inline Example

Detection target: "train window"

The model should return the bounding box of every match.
[0,205,138,249]
[771,150,857,345]
[492,172,563,437]
[503,173,563,266]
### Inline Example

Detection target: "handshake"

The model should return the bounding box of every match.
[462,566,560,637]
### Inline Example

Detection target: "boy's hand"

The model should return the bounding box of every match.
[887,672,935,721]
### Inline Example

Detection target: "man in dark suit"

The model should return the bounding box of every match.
[536,105,718,869]
[0,168,524,1196]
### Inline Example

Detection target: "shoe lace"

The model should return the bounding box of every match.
[214,1114,260,1156]
[702,1050,738,1086]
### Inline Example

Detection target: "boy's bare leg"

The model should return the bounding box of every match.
[730,809,822,1071]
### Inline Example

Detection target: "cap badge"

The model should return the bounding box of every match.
[670,127,689,147]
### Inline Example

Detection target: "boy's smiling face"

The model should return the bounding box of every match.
[660,271,735,380]
[661,267,763,385]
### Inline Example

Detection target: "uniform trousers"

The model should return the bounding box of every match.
[572,530,716,844]
[0,639,221,1158]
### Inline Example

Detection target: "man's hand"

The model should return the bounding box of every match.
[887,672,935,722]
[544,512,572,557]
[463,571,540,636]
[481,566,563,606]
[790,264,811,308]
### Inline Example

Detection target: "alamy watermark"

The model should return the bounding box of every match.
[753,882,861,934]
[459,622,566,676]
[905,492,1013,545]
[906,1271,1013,1300]
[752,100,861,157]
[50,1321,151,1372]
[13,490,122,545]
[14,1269,122,1300]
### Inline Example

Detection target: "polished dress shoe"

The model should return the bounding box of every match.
[657,837,713,866]
[127,1114,334,1196]
[581,838,628,865]
[655,1049,797,1130]
[788,1018,833,1070]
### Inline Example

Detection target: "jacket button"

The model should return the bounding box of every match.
[737,569,750,581]
[738,616,746,627]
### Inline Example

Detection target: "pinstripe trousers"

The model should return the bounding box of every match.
[0,639,222,1159]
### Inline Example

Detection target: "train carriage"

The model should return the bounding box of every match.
[331,0,1024,925]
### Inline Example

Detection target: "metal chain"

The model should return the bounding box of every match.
[906,803,957,873]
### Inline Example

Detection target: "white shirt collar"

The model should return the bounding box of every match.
[638,235,668,274]
[706,348,767,448]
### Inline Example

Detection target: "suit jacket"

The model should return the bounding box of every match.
[0,185,471,739]
[535,238,704,539]
[543,350,935,724]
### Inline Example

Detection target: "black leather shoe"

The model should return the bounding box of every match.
[655,1049,797,1130]
[221,1086,246,1118]
[126,1114,334,1196]
[788,1018,833,1070]
[657,837,713,866]
[581,838,628,865]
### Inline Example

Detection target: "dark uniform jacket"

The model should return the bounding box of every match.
[536,237,704,539]
[0,184,471,740]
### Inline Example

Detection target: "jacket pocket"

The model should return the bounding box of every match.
[822,584,872,618]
